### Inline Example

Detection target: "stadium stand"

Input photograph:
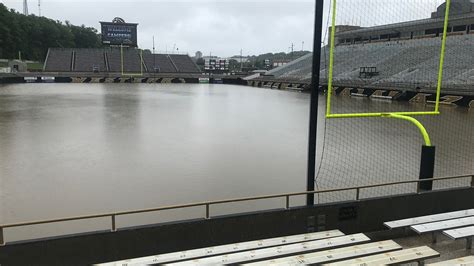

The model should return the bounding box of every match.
[105,48,122,73]
[74,48,107,72]
[123,48,143,73]
[102,208,474,265]
[143,53,178,73]
[98,230,444,265]
[255,1,474,95]
[43,48,199,74]
[258,34,474,94]
[265,53,313,82]
[169,54,201,73]
[43,48,73,72]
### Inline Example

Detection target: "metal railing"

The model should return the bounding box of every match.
[0,174,473,246]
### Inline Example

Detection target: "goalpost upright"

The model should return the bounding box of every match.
[323,0,452,191]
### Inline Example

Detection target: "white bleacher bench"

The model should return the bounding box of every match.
[384,209,474,229]
[411,216,474,243]
[242,240,402,265]
[428,255,474,265]
[97,230,344,265]
[325,246,440,266]
[443,226,474,249]
[168,234,370,265]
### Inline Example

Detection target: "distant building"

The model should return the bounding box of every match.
[230,56,250,63]
[204,58,229,73]
[8,60,27,72]
[195,51,203,59]
[272,59,292,68]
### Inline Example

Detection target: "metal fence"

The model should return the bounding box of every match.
[0,174,473,246]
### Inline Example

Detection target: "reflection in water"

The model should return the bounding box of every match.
[0,83,472,242]
[0,84,311,241]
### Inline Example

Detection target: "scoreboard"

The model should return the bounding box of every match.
[205,58,229,72]
[100,18,138,47]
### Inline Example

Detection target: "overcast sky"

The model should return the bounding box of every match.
[2,0,445,57]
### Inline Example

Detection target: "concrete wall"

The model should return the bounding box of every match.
[1,187,473,265]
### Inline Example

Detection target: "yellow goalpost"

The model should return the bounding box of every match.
[325,0,452,146]
[120,45,144,77]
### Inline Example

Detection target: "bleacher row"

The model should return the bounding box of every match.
[262,34,474,93]
[98,208,474,265]
[44,48,200,73]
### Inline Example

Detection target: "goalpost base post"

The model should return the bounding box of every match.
[419,145,436,191]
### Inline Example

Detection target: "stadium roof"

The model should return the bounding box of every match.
[336,13,474,39]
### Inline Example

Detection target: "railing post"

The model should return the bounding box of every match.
[205,204,210,219]
[416,181,421,194]
[111,215,116,232]
[285,195,290,209]
[0,227,4,246]
[471,175,474,188]
[356,188,360,201]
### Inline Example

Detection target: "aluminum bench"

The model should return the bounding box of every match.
[443,226,474,250]
[168,234,370,265]
[97,230,344,265]
[242,240,402,265]
[411,216,474,243]
[384,209,474,229]
[325,246,439,266]
[428,255,474,265]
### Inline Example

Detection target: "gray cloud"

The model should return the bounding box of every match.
[2,0,446,57]
[3,0,316,57]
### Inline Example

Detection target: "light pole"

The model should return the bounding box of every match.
[240,49,243,72]
[153,36,156,77]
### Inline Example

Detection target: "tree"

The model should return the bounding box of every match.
[0,4,102,61]
[196,58,205,66]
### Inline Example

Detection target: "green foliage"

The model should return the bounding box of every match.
[0,4,101,61]
[27,62,44,71]
[196,58,205,66]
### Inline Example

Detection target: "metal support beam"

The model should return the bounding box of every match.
[307,0,325,206]
[111,215,116,232]
[431,232,437,244]
[0,227,4,246]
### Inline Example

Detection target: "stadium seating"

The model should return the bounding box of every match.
[260,34,474,93]
[169,54,200,73]
[143,53,178,73]
[44,48,73,72]
[105,48,122,73]
[43,48,198,74]
[122,49,143,73]
[74,49,106,72]
[105,48,142,73]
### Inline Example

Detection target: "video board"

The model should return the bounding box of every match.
[100,20,138,47]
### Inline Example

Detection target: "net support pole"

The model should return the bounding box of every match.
[307,0,325,206]
[419,145,436,191]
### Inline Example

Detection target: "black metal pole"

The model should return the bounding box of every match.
[419,145,436,191]
[307,0,325,206]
